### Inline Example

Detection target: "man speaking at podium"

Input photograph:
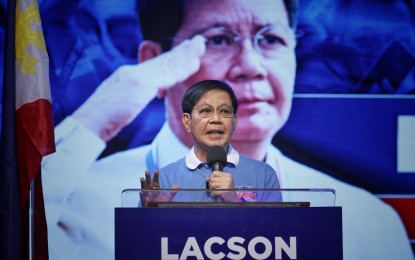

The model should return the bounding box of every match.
[41,0,413,259]
[140,80,281,204]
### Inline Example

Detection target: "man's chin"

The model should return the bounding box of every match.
[231,128,274,143]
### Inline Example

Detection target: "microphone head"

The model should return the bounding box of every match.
[207,145,227,167]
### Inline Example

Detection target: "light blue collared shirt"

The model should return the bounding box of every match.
[158,145,280,202]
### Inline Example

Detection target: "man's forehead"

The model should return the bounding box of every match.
[195,90,232,106]
[179,0,289,34]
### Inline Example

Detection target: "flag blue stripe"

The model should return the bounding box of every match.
[0,0,22,259]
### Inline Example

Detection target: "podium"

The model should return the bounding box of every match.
[115,189,342,259]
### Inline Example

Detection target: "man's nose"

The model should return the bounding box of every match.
[228,39,267,81]
[209,111,222,123]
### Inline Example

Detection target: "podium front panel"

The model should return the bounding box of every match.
[115,207,342,259]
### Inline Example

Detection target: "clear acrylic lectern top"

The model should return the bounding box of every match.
[121,188,336,208]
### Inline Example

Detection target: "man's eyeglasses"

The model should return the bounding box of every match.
[192,105,235,118]
[170,24,296,59]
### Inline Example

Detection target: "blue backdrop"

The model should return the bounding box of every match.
[1,0,414,206]
[1,0,414,256]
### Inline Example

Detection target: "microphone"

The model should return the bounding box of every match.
[206,146,227,201]
[207,145,227,172]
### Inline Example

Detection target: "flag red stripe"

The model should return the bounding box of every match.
[16,98,55,206]
[16,99,55,157]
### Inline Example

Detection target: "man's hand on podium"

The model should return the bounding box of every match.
[139,170,179,207]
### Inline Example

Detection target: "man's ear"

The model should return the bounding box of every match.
[139,40,165,98]
[138,40,163,63]
[182,113,191,133]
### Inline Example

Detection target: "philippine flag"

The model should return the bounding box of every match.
[15,0,55,206]
[1,0,55,259]
[14,0,55,258]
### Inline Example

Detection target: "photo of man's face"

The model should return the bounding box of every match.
[164,0,297,145]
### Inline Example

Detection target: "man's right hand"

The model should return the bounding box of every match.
[72,35,206,141]
[139,170,179,207]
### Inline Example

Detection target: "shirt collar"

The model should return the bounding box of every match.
[185,144,240,170]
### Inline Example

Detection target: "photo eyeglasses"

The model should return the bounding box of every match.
[170,24,296,58]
